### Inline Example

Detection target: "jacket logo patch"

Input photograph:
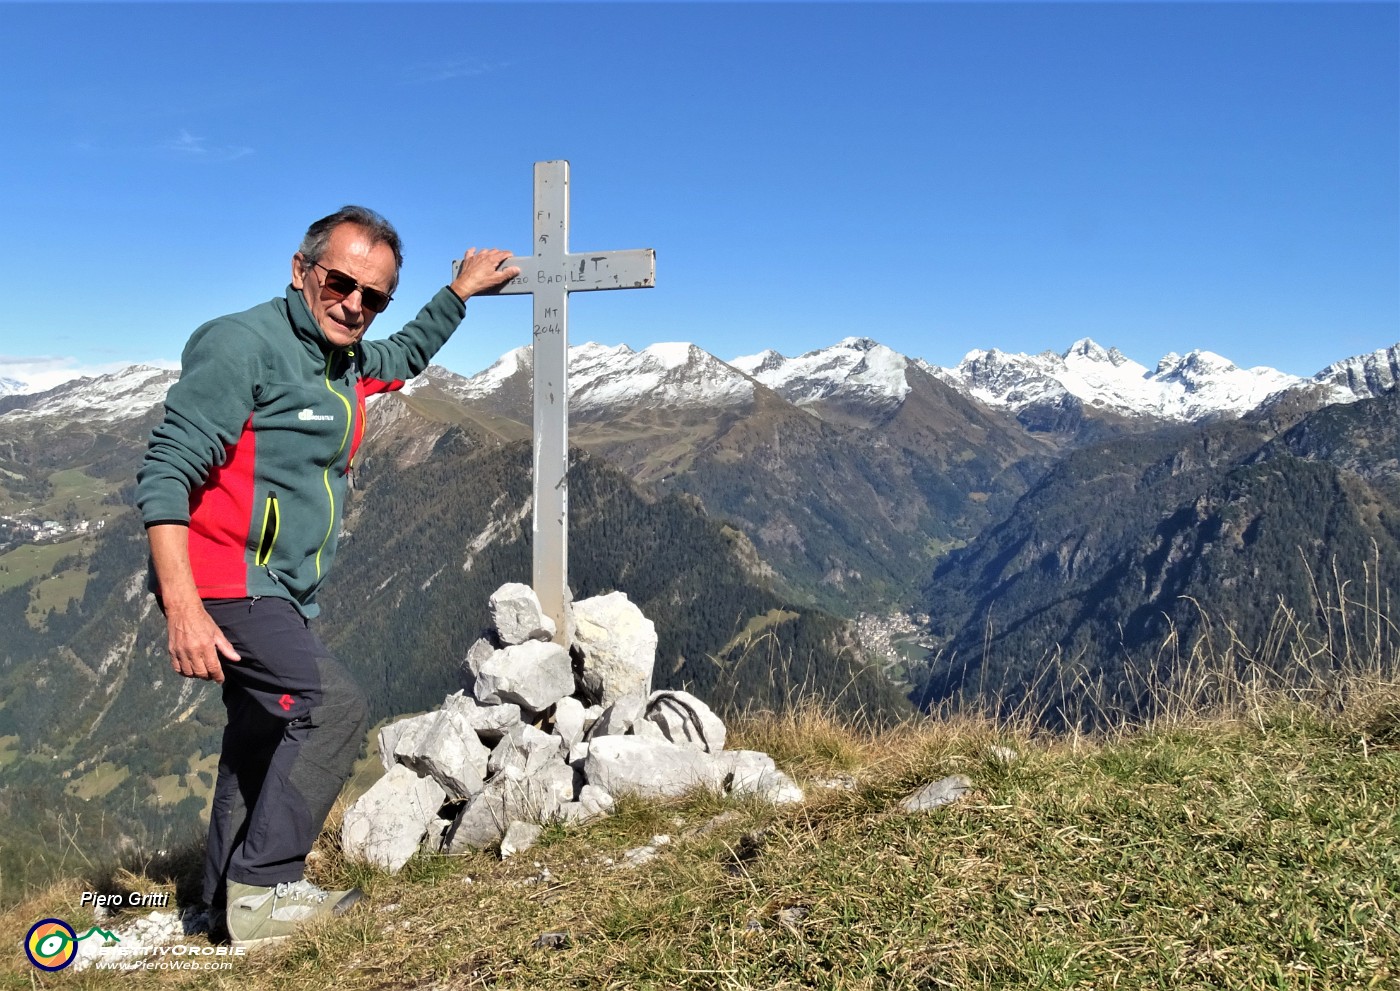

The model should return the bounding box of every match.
[278,694,295,712]
[298,408,335,422]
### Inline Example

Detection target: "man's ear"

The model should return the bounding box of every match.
[291,253,307,291]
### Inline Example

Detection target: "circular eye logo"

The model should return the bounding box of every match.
[26,918,78,971]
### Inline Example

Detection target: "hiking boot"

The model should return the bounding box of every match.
[225,879,363,947]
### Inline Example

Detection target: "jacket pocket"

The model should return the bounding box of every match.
[254,492,280,567]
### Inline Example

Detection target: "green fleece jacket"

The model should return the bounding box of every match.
[136,284,467,617]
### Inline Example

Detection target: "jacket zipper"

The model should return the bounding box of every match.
[315,350,355,578]
[255,492,280,567]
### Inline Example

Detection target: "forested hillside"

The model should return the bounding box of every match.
[914,389,1400,727]
[321,436,907,721]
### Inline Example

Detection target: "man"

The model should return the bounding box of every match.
[136,206,518,946]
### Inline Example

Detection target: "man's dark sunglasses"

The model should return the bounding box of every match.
[307,261,394,313]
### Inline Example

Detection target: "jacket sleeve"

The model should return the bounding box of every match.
[136,318,264,526]
[357,286,468,385]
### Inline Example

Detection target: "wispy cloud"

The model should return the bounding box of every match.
[402,57,507,84]
[160,129,253,163]
[0,355,178,393]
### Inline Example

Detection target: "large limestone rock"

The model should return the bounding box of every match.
[473,640,573,713]
[443,758,577,852]
[489,583,557,645]
[400,707,491,800]
[644,690,727,753]
[342,765,448,872]
[487,723,561,777]
[587,695,647,739]
[443,691,522,744]
[584,736,723,800]
[551,695,587,752]
[378,711,438,773]
[573,592,656,706]
[457,637,499,694]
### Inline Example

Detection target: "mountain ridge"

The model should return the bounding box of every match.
[6,338,1396,426]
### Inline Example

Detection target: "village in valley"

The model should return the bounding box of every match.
[0,513,104,556]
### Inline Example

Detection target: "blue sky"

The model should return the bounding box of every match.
[1,1,1395,388]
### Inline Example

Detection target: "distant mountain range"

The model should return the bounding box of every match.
[6,337,1396,423]
[4,335,1395,615]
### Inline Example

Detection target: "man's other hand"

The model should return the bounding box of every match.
[166,602,241,684]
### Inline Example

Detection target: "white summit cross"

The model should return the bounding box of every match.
[456,160,655,644]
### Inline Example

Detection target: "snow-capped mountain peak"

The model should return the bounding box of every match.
[1310,344,1400,403]
[570,342,754,411]
[1064,337,1132,368]
[732,337,911,407]
[944,338,1305,421]
[1,364,178,423]
[420,341,757,414]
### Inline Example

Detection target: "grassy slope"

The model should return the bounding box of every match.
[3,682,1396,991]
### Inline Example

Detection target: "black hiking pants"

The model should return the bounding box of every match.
[201,598,369,908]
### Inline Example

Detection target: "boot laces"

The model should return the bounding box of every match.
[273,879,329,904]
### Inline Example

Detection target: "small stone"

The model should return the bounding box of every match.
[567,740,590,768]
[810,773,858,791]
[488,723,560,777]
[898,774,973,813]
[557,783,616,825]
[775,905,810,927]
[587,695,646,738]
[989,746,1020,764]
[621,844,661,867]
[443,691,522,744]
[500,821,544,859]
[532,931,571,950]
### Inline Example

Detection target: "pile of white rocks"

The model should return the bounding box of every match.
[342,584,803,872]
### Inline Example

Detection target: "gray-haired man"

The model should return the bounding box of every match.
[137,206,517,944]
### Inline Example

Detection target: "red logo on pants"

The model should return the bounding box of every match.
[278,694,294,712]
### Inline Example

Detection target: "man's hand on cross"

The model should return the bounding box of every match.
[450,247,520,301]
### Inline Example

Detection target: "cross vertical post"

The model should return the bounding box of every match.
[458,161,655,645]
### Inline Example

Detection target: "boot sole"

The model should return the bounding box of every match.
[230,932,293,949]
[332,889,365,916]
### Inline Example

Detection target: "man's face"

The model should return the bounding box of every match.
[291,223,398,348]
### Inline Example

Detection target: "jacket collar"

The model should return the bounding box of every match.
[286,284,335,358]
